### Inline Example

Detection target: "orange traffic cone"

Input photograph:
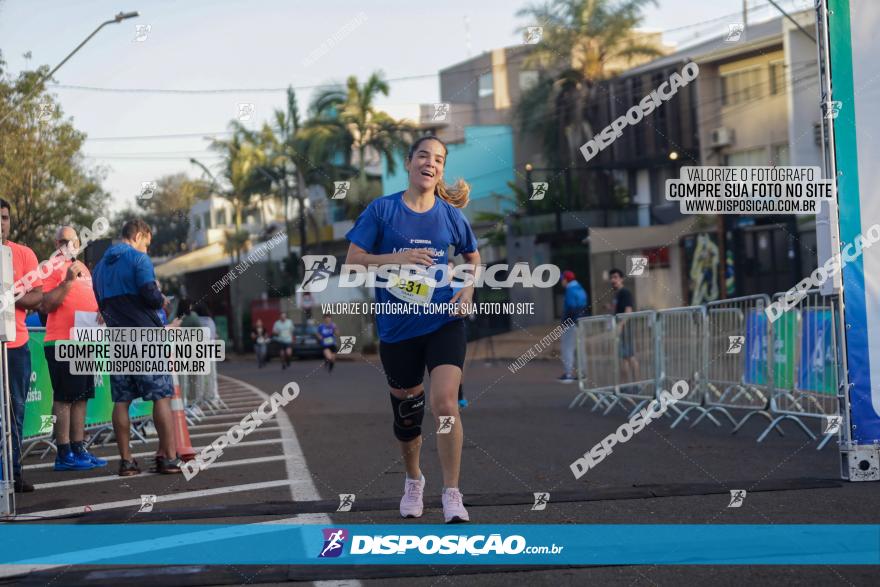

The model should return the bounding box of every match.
[170,373,196,462]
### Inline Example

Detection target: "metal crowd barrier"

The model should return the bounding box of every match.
[764,290,841,449]
[572,293,841,449]
[570,315,617,411]
[180,361,224,423]
[608,311,661,418]
[657,306,722,429]
[700,295,780,435]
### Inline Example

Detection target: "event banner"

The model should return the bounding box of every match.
[829,0,880,443]
[0,525,877,565]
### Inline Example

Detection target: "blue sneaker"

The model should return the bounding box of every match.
[458,398,469,409]
[55,450,96,471]
[79,449,108,467]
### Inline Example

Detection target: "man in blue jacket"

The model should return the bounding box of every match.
[92,219,181,476]
[558,270,588,383]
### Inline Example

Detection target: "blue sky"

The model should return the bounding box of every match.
[0,0,812,212]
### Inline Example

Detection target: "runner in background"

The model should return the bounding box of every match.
[251,318,269,368]
[345,136,480,523]
[315,313,339,373]
[40,226,107,471]
[272,311,294,370]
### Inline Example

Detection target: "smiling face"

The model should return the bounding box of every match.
[405,138,446,194]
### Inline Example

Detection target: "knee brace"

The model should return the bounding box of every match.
[390,392,425,441]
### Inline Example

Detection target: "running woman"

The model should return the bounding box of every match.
[345,135,480,523]
[272,312,294,369]
[315,313,339,373]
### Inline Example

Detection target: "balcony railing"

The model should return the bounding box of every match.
[512,208,641,235]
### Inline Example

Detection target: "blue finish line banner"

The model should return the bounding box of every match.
[1,525,878,565]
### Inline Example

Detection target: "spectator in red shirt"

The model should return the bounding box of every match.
[1,199,43,493]
[40,226,108,472]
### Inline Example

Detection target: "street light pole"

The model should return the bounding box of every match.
[0,11,140,125]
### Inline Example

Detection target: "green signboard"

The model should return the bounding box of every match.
[772,310,798,390]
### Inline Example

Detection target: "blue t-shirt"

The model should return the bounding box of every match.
[346,191,478,343]
[317,323,336,347]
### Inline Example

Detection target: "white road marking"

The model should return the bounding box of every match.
[33,455,285,489]
[16,479,292,519]
[188,421,279,431]
[218,375,323,503]
[24,438,285,470]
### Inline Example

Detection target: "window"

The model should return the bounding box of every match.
[769,60,785,95]
[193,216,201,230]
[771,143,790,166]
[724,147,768,166]
[215,209,227,227]
[478,72,493,97]
[721,66,763,106]
[518,70,539,91]
[203,212,210,229]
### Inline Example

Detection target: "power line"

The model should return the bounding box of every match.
[49,3,812,97]
[83,58,819,144]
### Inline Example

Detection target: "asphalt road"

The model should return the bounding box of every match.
[7,353,880,586]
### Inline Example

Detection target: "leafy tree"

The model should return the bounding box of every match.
[514,0,659,206]
[301,73,414,213]
[0,52,108,258]
[120,173,212,256]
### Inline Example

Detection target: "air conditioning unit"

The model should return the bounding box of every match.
[710,127,734,148]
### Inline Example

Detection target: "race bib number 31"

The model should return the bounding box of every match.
[387,273,435,305]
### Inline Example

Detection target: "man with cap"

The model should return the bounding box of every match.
[558,270,587,383]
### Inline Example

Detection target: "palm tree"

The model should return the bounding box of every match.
[208,122,269,233]
[515,0,660,204]
[254,87,349,260]
[300,72,414,211]
[191,124,268,352]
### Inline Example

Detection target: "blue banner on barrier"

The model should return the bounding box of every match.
[744,310,768,385]
[1,525,878,565]
[799,309,836,395]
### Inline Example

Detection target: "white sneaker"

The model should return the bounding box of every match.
[441,487,470,523]
[400,474,425,518]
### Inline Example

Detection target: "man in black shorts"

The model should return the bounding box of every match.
[609,268,639,385]
[41,226,107,471]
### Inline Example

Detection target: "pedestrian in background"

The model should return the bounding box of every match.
[608,268,639,387]
[301,292,314,324]
[558,270,587,383]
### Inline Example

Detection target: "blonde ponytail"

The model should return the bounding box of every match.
[436,178,470,209]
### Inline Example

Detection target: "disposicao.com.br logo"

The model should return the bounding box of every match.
[316,529,563,558]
